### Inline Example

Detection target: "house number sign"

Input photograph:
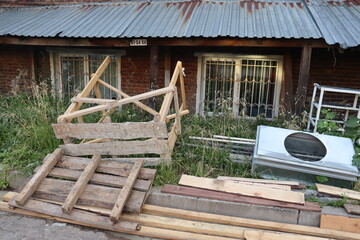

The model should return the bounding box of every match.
[130,39,148,46]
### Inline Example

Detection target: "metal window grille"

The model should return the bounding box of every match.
[203,57,280,118]
[59,54,118,99]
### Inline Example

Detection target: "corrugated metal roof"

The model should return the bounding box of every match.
[0,0,358,48]
[306,0,360,48]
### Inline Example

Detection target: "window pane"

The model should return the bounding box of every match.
[60,56,85,98]
[238,59,278,118]
[204,60,235,113]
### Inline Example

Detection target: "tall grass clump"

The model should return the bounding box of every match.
[0,83,67,175]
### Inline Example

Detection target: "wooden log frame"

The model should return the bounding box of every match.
[55,57,188,160]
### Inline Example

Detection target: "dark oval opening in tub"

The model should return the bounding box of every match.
[284,133,326,162]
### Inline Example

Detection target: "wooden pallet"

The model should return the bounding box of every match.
[7,148,156,231]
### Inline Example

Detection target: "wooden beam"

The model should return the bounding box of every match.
[141,205,360,240]
[178,62,187,110]
[62,154,101,214]
[52,122,168,140]
[110,159,144,222]
[15,148,63,206]
[61,139,169,156]
[284,50,294,113]
[217,176,300,187]
[295,46,312,114]
[0,37,329,48]
[244,230,330,240]
[179,175,304,204]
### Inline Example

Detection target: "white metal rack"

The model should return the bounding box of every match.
[307,83,360,132]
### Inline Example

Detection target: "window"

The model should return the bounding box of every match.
[197,54,283,118]
[54,52,122,99]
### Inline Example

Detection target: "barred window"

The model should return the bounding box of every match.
[200,55,283,119]
[57,53,119,99]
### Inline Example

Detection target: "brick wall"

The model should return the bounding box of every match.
[0,46,34,94]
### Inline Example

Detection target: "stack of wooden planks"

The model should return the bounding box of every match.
[5,148,157,232]
[2,191,360,240]
[161,175,320,212]
[316,183,360,233]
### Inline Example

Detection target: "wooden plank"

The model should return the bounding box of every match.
[217,176,299,187]
[15,148,63,206]
[217,179,291,191]
[344,204,360,215]
[320,214,360,233]
[8,198,139,232]
[123,213,247,239]
[316,184,360,201]
[173,87,181,134]
[102,157,171,167]
[34,178,146,213]
[62,154,101,214]
[71,97,115,104]
[142,204,360,240]
[43,167,151,192]
[0,201,236,240]
[61,139,169,156]
[244,230,330,240]
[110,160,144,222]
[295,46,312,114]
[55,156,156,180]
[161,185,320,212]
[97,79,159,117]
[58,86,174,121]
[52,122,168,140]
[179,175,304,204]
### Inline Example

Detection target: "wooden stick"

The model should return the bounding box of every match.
[166,109,189,121]
[217,176,300,187]
[141,205,360,240]
[110,159,144,222]
[173,87,181,134]
[15,148,63,206]
[71,97,115,104]
[62,154,101,214]
[97,79,159,117]
[93,82,106,115]
[244,230,330,240]
[59,86,174,121]
[177,62,187,110]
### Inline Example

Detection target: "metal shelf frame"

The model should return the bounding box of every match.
[307,83,360,132]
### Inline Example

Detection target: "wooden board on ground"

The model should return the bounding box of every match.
[179,175,305,204]
[34,178,146,213]
[244,230,331,240]
[316,184,360,201]
[53,156,156,180]
[161,185,321,212]
[344,204,360,215]
[320,214,360,233]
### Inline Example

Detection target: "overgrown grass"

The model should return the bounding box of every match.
[0,87,305,189]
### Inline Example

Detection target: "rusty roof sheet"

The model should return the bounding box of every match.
[0,0,358,48]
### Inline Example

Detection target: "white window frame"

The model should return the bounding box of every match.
[195,53,284,119]
[49,48,125,98]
